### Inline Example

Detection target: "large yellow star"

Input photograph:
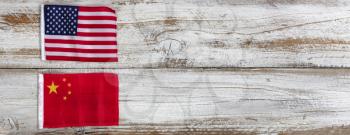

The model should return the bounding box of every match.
[47,81,59,94]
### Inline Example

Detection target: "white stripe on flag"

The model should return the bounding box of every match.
[78,20,116,24]
[45,35,116,41]
[45,43,117,49]
[78,11,116,16]
[77,28,116,33]
[46,51,117,58]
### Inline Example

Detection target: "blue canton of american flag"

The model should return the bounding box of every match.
[44,6,79,35]
[41,5,118,62]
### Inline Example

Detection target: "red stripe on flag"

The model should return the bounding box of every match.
[79,6,115,13]
[78,24,117,29]
[45,39,117,45]
[77,32,117,37]
[78,16,116,20]
[46,56,118,62]
[45,47,118,53]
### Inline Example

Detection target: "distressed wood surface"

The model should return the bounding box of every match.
[2,0,350,135]
[2,69,350,134]
[1,0,350,68]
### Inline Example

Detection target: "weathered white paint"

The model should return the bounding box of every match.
[1,0,350,135]
[1,0,350,68]
[1,69,350,134]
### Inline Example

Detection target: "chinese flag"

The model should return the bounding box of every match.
[38,73,119,128]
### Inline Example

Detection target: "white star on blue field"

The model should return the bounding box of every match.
[44,5,79,36]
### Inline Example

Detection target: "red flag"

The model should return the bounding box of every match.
[38,73,119,128]
[41,5,118,62]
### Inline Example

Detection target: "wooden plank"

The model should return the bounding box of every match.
[1,68,350,134]
[1,0,350,134]
[1,0,350,68]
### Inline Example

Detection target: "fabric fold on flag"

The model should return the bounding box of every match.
[40,4,118,62]
[38,73,119,128]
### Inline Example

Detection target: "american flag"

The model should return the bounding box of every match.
[41,5,118,62]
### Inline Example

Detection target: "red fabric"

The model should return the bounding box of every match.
[45,47,118,53]
[43,73,119,128]
[45,39,117,45]
[79,6,116,13]
[45,56,118,62]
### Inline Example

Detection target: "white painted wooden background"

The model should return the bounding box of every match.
[1,0,350,134]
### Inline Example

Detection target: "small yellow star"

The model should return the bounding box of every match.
[63,96,67,101]
[47,82,59,94]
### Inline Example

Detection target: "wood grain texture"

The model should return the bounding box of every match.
[1,0,350,68]
[1,69,350,134]
[1,0,350,134]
